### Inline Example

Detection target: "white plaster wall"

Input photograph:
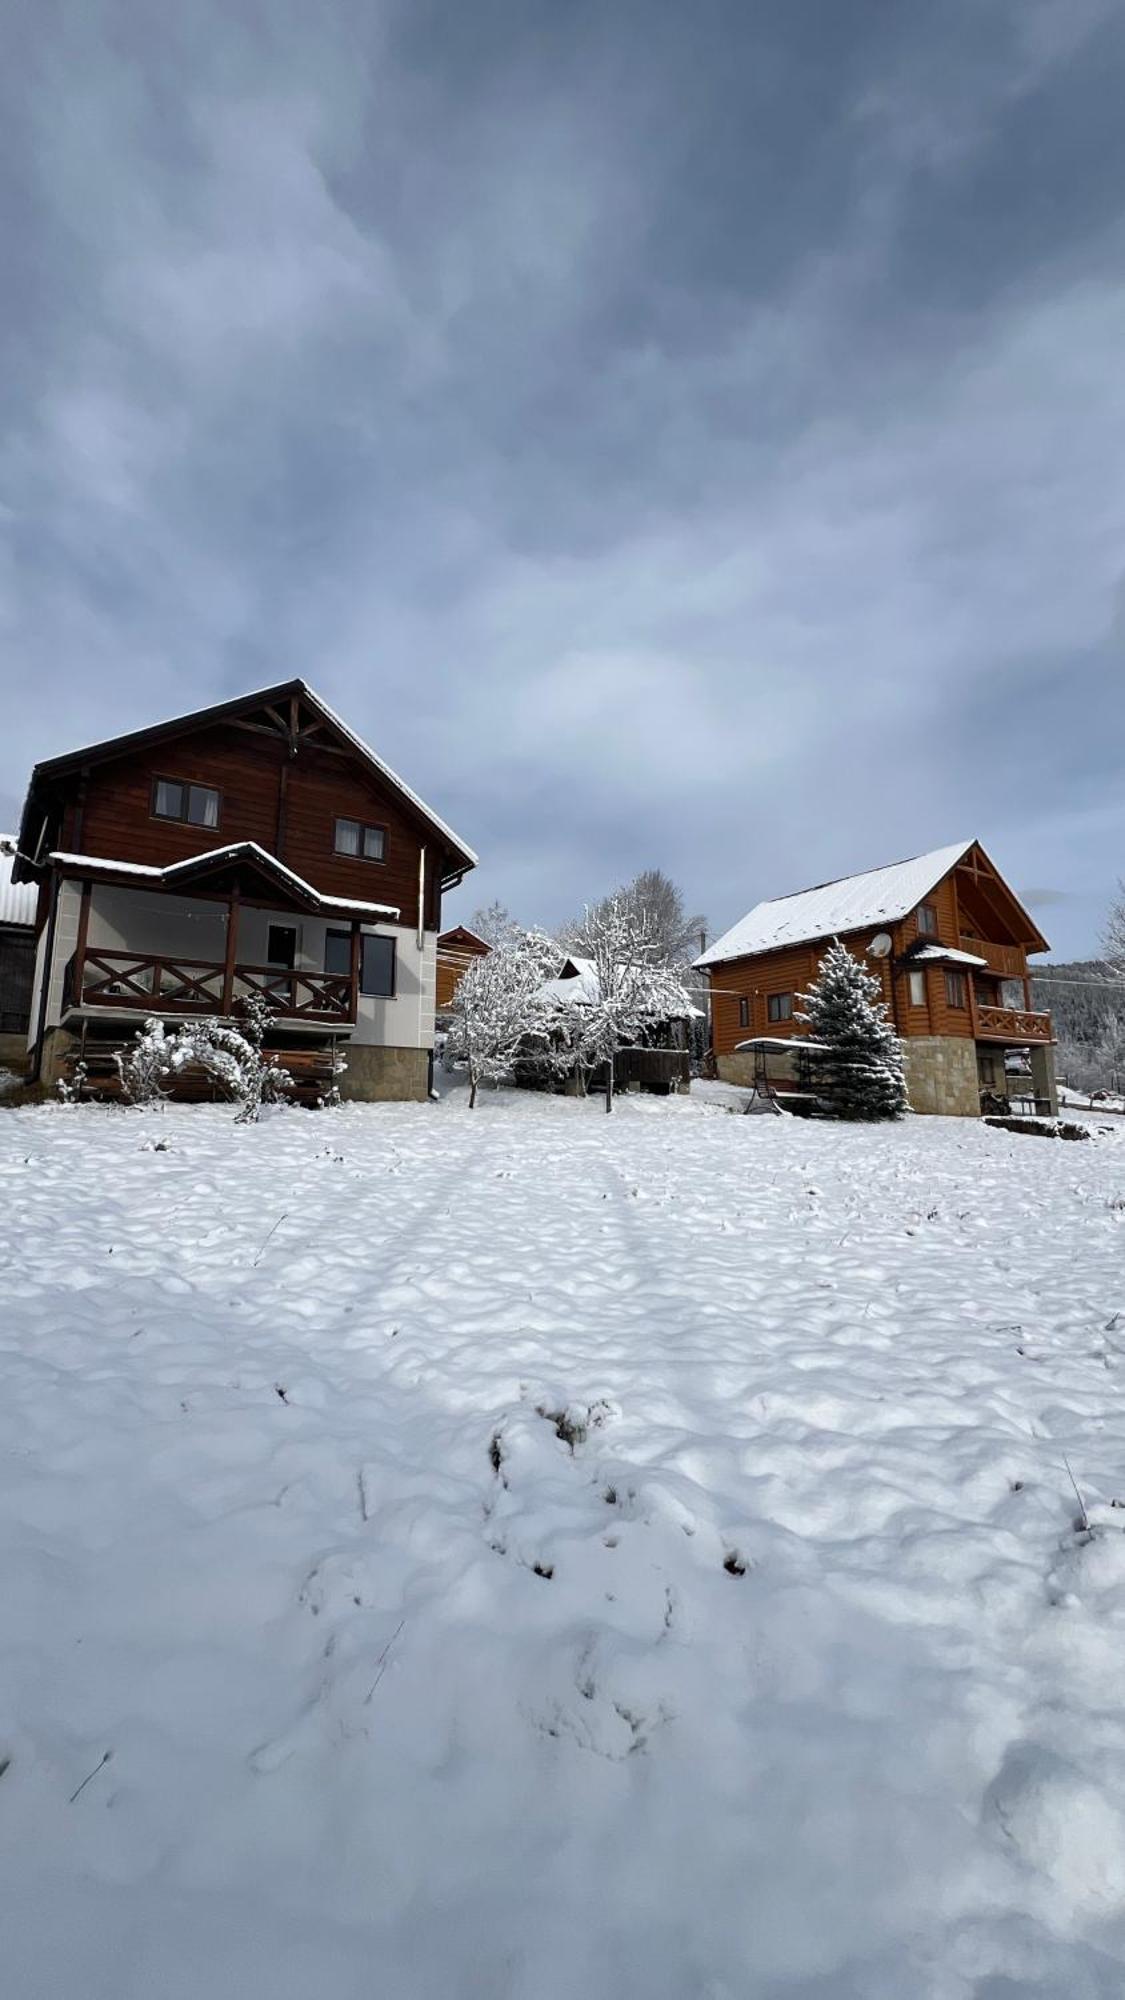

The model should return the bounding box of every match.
[30,879,83,1039]
[89,886,228,960]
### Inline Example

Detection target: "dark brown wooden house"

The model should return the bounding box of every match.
[12,681,476,1099]
[697,840,1057,1117]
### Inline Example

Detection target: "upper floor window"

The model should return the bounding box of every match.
[916,903,937,935]
[152,777,220,829]
[908,969,926,1007]
[335,817,385,862]
[945,970,967,1009]
[767,992,793,1023]
[738,996,750,1029]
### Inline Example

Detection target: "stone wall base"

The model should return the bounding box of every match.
[340,1044,430,1103]
[37,1027,79,1089]
[902,1037,980,1117]
[717,1049,798,1090]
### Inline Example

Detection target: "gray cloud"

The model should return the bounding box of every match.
[2,0,1123,956]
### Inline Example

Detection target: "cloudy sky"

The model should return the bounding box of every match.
[3,0,1124,956]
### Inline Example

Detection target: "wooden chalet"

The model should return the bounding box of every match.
[697,840,1057,1118]
[435,926,491,1014]
[12,681,476,1100]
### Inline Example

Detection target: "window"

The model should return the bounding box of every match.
[945,970,967,1009]
[152,777,220,828]
[267,926,297,969]
[324,929,351,977]
[916,903,937,935]
[1000,979,1024,1009]
[738,996,749,1029]
[361,934,396,997]
[908,969,926,1007]
[335,817,386,862]
[767,992,793,1023]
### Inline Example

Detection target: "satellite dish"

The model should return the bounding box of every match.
[868,932,893,959]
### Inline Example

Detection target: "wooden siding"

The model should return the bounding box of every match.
[435,930,490,1011]
[708,852,1047,1058]
[66,728,445,929]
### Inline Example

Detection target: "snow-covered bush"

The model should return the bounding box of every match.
[116,1022,173,1106]
[56,1060,88,1105]
[798,939,908,1122]
[115,999,294,1123]
[447,930,560,1107]
[316,1049,348,1109]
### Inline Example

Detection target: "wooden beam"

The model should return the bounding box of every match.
[222,887,240,1016]
[73,879,92,1007]
[229,719,291,741]
[275,758,289,861]
[350,920,361,1020]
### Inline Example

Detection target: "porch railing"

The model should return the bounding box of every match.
[74,951,357,1023]
[975,1003,1052,1043]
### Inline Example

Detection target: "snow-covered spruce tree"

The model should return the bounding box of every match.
[797,939,908,1122]
[448,929,559,1107]
[561,897,695,1112]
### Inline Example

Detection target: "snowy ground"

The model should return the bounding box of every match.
[3,1086,1125,1998]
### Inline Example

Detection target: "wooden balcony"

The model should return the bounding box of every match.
[70,951,357,1025]
[975,1003,1052,1044]
[959,935,1025,979]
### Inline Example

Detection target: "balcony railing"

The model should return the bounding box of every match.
[73,951,356,1024]
[959,935,1025,979]
[975,1003,1052,1043]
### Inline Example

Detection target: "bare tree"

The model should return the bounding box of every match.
[467,900,524,950]
[562,870,706,966]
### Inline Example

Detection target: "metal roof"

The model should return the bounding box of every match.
[0,841,36,927]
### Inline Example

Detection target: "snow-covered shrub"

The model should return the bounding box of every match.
[316,1049,348,1109]
[798,939,908,1122]
[115,1001,294,1123]
[56,1060,88,1105]
[116,1021,173,1105]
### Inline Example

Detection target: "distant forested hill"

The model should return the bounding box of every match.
[1032,960,1125,1088]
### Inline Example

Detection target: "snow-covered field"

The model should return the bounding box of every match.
[3,1086,1125,1999]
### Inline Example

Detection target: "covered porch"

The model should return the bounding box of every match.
[53,843,400,1035]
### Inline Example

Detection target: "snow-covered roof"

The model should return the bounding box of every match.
[696,841,974,968]
[735,1036,826,1053]
[537,955,702,1017]
[0,839,37,927]
[50,846,400,921]
[909,944,988,968]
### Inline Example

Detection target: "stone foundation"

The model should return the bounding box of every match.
[901,1037,980,1117]
[340,1044,430,1103]
[1029,1042,1059,1117]
[36,1027,79,1089]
